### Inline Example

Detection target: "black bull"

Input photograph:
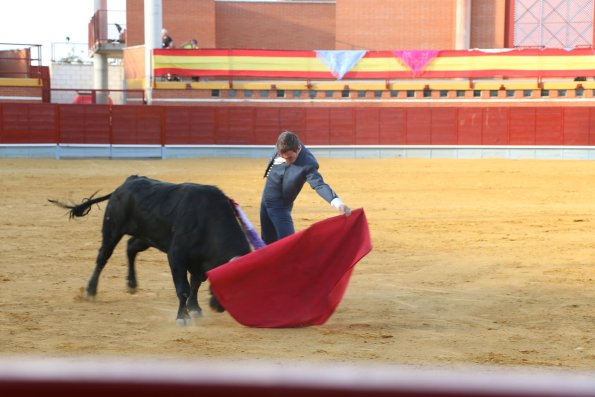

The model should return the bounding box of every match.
[49,175,251,325]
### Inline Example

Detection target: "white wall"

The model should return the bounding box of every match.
[50,62,125,104]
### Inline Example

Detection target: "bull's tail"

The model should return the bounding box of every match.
[48,190,112,219]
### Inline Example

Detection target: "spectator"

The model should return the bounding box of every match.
[162,29,174,48]
[118,28,126,44]
[181,39,199,49]
[115,23,126,43]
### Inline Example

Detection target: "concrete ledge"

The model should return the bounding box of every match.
[2,144,595,160]
[111,145,163,158]
[0,144,57,158]
[57,144,112,158]
[163,145,272,159]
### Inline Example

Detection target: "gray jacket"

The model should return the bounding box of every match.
[262,145,337,208]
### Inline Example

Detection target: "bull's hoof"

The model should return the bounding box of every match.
[127,286,138,294]
[176,317,192,326]
[209,296,225,313]
[127,279,138,292]
[84,290,97,301]
[189,309,203,318]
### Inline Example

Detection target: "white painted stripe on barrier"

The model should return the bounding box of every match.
[0,96,42,101]
[2,144,595,160]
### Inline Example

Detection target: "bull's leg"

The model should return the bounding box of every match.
[126,237,150,293]
[168,250,192,326]
[87,234,123,298]
[187,273,203,317]
[209,288,225,313]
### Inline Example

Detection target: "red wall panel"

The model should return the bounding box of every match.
[279,108,306,136]
[112,106,162,145]
[214,108,230,144]
[187,107,216,144]
[458,107,483,145]
[59,105,110,144]
[0,103,57,143]
[330,108,355,145]
[589,108,595,145]
[509,108,535,145]
[253,108,280,145]
[431,108,458,144]
[164,107,191,145]
[405,108,431,144]
[535,108,563,145]
[226,108,254,144]
[483,108,509,145]
[562,108,590,145]
[378,108,406,144]
[6,104,595,149]
[355,108,380,145]
[165,107,218,145]
[304,108,330,145]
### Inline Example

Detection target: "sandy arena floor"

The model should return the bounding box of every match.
[1,157,594,370]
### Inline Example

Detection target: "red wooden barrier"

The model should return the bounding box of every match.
[112,105,162,144]
[2,358,595,397]
[0,103,56,143]
[58,104,111,144]
[2,103,595,147]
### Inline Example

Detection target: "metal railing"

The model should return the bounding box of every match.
[50,88,146,105]
[89,9,126,55]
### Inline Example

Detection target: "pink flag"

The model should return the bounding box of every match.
[393,50,439,77]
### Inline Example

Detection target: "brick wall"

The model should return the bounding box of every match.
[124,0,508,51]
[126,0,144,47]
[471,0,507,48]
[126,0,216,49]
[336,0,457,50]
[50,63,124,104]
[0,86,42,103]
[215,1,335,49]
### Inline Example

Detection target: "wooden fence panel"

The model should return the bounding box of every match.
[112,105,162,145]
[3,103,595,149]
[457,107,483,145]
[0,103,56,143]
[59,105,110,144]
[562,108,590,145]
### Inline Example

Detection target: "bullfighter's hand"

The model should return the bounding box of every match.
[339,204,351,216]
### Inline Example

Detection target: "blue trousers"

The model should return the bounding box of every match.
[260,202,294,244]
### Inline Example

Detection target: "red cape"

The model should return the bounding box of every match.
[207,208,372,328]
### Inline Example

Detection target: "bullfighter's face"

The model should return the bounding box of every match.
[280,147,301,165]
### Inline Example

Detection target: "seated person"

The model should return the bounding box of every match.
[181,39,198,49]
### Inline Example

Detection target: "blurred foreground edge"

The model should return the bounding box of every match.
[1,357,595,397]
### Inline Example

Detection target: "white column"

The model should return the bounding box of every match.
[455,0,471,50]
[93,0,109,104]
[94,53,109,104]
[144,0,162,105]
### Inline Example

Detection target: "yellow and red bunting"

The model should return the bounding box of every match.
[153,49,334,78]
[153,48,595,79]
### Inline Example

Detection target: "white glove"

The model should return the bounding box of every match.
[331,198,351,216]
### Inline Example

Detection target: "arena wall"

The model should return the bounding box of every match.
[2,102,595,159]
